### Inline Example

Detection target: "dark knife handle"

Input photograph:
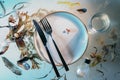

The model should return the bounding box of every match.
[45,46,60,77]
[52,39,69,71]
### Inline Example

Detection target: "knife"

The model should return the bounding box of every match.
[33,20,60,77]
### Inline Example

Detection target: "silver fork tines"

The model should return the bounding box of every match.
[42,18,52,34]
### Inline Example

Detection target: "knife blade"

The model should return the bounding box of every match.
[33,20,60,77]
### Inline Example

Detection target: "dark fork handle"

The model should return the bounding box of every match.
[51,38,69,71]
[45,46,60,77]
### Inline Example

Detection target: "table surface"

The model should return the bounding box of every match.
[0,0,120,80]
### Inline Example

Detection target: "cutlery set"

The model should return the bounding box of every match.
[33,18,69,77]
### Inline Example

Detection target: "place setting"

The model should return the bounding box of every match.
[33,11,88,77]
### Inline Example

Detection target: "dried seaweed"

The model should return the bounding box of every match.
[109,28,118,41]
[102,43,117,61]
[0,41,9,55]
[2,57,22,75]
[90,47,103,67]
[90,42,118,67]
[77,8,87,14]
[13,2,29,10]
[90,54,102,67]
[57,1,80,8]
[30,8,54,20]
[96,69,104,76]
[90,47,97,58]
[90,46,112,67]
[100,63,103,68]
[17,53,42,69]
[96,69,108,80]
[0,2,29,18]
[6,11,43,69]
[0,8,54,70]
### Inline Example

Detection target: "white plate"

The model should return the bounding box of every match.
[34,11,88,66]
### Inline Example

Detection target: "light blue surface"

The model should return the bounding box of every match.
[53,12,88,63]
[0,0,53,80]
[1,0,119,80]
[0,0,29,18]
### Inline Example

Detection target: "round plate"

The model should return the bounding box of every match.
[34,11,88,66]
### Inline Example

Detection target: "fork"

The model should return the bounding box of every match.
[40,18,69,71]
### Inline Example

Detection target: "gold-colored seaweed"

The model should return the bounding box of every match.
[57,1,80,8]
[90,42,117,67]
[5,9,52,69]
[90,47,106,67]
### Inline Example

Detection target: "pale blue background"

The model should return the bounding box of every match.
[0,0,120,80]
